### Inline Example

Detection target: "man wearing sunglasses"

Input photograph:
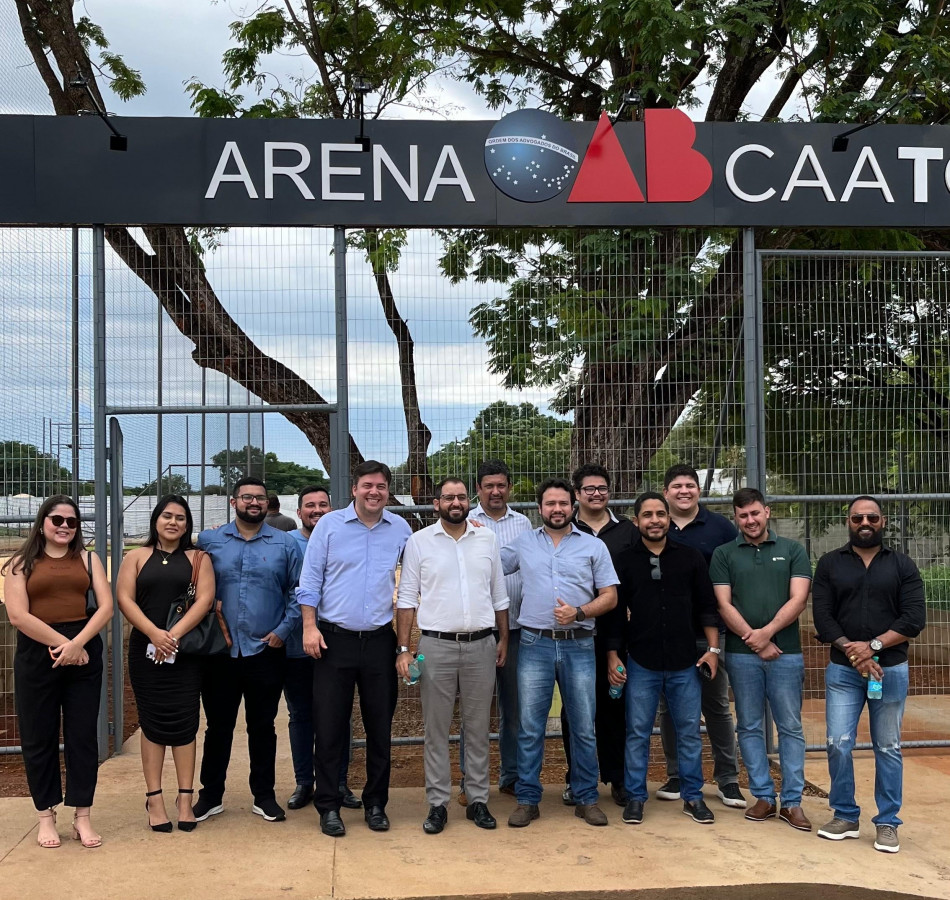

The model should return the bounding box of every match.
[606,491,720,827]
[710,488,812,832]
[812,496,926,854]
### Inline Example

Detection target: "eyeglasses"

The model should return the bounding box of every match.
[48,515,78,529]
[849,513,882,525]
[581,486,609,496]
[237,494,268,504]
[649,556,662,580]
[438,494,469,503]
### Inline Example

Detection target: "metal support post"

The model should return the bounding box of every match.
[330,227,350,505]
[742,227,765,490]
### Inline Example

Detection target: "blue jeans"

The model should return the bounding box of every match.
[725,651,805,807]
[825,661,908,827]
[624,657,704,802]
[516,630,598,806]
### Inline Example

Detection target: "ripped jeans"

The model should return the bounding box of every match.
[825,661,909,827]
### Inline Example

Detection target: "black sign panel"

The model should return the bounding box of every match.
[2,112,949,227]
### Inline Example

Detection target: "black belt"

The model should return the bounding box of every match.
[522,625,587,641]
[318,620,391,638]
[421,627,493,643]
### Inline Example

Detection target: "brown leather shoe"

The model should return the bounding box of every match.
[744,798,777,821]
[779,806,812,831]
[574,803,608,826]
[507,804,540,828]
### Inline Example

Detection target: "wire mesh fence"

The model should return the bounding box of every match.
[1,226,948,766]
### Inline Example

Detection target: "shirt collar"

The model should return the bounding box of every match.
[222,519,270,541]
[572,509,619,531]
[471,503,515,522]
[534,522,582,538]
[839,541,892,557]
[342,501,394,527]
[433,518,477,540]
[736,528,776,547]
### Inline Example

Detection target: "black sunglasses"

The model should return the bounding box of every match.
[650,556,662,580]
[849,513,881,525]
[48,514,79,529]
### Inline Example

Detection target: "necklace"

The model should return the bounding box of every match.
[156,546,174,565]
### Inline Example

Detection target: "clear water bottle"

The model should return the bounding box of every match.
[404,653,425,686]
[867,656,883,700]
[609,665,625,699]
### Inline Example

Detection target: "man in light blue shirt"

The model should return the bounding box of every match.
[501,477,619,828]
[193,477,302,825]
[297,460,412,838]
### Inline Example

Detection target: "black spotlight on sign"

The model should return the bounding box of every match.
[832,87,926,152]
[69,75,128,152]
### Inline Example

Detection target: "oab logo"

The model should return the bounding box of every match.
[484,109,578,203]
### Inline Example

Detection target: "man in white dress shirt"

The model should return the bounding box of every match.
[396,476,509,834]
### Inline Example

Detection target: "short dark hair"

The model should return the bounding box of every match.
[733,487,766,509]
[571,463,609,491]
[663,463,700,489]
[147,495,195,550]
[435,476,468,498]
[233,476,266,497]
[848,495,883,515]
[536,477,575,506]
[267,494,281,511]
[477,460,512,486]
[633,491,669,517]
[352,460,392,487]
[298,485,330,509]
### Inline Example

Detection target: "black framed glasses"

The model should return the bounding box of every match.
[580,485,609,496]
[849,513,881,525]
[649,556,662,580]
[237,494,267,504]
[48,515,78,529]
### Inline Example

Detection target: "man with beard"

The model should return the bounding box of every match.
[283,488,362,812]
[607,492,720,826]
[710,488,813,832]
[501,478,618,828]
[464,460,532,800]
[297,461,412,837]
[396,477,509,834]
[193,477,302,824]
[812,496,926,853]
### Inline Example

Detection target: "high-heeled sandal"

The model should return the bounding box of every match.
[176,788,197,832]
[71,811,102,848]
[146,789,173,833]
[36,808,60,849]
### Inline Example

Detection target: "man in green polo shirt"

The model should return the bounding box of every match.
[710,488,812,833]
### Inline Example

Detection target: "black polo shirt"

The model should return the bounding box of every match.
[608,536,719,671]
[668,505,738,563]
[812,542,926,668]
[572,511,635,639]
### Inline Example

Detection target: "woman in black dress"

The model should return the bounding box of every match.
[116,495,214,832]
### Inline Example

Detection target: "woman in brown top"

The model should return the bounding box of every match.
[2,495,113,849]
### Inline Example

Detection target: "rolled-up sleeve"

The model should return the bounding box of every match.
[395,534,422,610]
[591,542,619,589]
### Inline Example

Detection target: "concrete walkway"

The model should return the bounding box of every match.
[1,723,949,900]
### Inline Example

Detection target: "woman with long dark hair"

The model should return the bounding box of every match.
[2,495,113,849]
[116,494,214,833]
[116,495,214,832]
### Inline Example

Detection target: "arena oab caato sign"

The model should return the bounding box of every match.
[1,109,948,227]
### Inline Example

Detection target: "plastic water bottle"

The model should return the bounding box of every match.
[867,656,883,700]
[608,665,625,699]
[404,653,425,686]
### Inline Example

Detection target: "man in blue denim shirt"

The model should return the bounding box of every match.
[501,477,618,829]
[192,477,302,825]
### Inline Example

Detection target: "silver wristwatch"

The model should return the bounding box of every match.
[398,645,411,654]
[707,646,722,655]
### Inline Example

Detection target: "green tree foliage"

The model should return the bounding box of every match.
[0,441,71,496]
[211,445,328,495]
[396,402,570,500]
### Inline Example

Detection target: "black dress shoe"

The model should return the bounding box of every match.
[364,805,390,832]
[320,810,346,837]
[465,801,497,830]
[423,804,448,834]
[339,783,363,810]
[288,784,314,810]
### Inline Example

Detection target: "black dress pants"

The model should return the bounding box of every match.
[14,622,103,810]
[312,624,397,814]
[198,645,286,805]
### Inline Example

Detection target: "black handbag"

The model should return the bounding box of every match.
[165,550,232,656]
[85,552,97,617]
